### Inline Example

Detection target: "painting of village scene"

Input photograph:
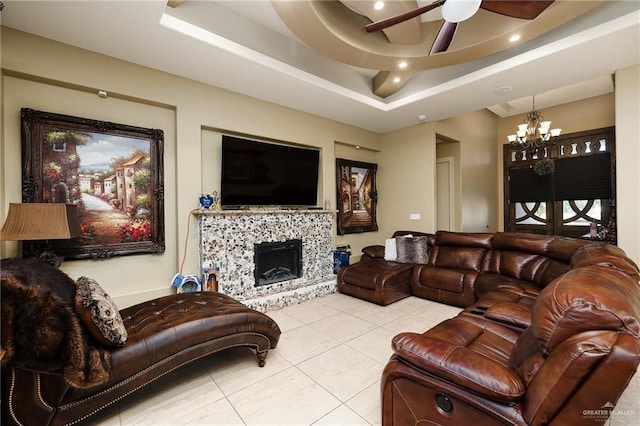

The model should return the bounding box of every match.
[336,158,378,235]
[21,108,165,259]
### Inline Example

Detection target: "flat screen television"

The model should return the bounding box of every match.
[221,135,320,208]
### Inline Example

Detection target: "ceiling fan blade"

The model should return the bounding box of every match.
[429,21,458,55]
[365,0,446,33]
[480,0,555,20]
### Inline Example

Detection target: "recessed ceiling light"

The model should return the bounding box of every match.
[495,86,513,94]
[509,34,521,43]
[398,61,408,69]
[393,77,401,83]
[418,114,427,121]
[355,145,361,149]
[374,2,385,11]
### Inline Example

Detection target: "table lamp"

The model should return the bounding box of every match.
[0,203,83,268]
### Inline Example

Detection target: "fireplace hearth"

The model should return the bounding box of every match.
[196,209,336,312]
[254,239,302,287]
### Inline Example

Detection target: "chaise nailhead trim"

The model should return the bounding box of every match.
[8,369,24,426]
[59,333,270,425]
[36,373,55,411]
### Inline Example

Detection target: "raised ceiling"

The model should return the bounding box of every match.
[1,1,638,133]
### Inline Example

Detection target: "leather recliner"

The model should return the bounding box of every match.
[382,264,640,425]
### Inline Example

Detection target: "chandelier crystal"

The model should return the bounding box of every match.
[507,96,561,151]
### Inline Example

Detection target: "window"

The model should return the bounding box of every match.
[504,127,616,243]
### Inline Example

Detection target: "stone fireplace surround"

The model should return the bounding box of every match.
[196,210,336,311]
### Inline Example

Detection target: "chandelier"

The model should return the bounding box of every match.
[507,96,561,151]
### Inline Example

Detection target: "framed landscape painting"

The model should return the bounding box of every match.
[336,158,378,235]
[20,108,165,259]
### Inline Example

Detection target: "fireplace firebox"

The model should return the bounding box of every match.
[254,239,303,287]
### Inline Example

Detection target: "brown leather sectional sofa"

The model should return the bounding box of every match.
[338,231,640,425]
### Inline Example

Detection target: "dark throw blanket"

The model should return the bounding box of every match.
[1,258,111,389]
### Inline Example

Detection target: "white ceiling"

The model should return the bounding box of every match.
[1,1,638,133]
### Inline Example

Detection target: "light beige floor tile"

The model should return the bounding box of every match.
[228,366,341,425]
[389,296,435,314]
[313,404,370,425]
[202,347,292,395]
[608,369,640,425]
[349,302,410,326]
[178,397,245,425]
[280,298,341,324]
[90,404,121,426]
[298,345,382,402]
[346,326,398,364]
[346,381,382,426]
[118,362,224,425]
[415,302,463,322]
[381,313,432,335]
[310,311,377,343]
[276,324,340,365]
[317,292,374,312]
[266,309,305,332]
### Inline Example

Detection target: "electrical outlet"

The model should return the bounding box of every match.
[410,213,421,220]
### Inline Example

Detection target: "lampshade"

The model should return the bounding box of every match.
[0,203,83,241]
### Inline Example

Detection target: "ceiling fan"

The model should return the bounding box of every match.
[365,0,555,55]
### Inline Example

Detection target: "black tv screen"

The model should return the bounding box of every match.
[221,135,320,207]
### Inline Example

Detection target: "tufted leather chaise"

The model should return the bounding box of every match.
[2,288,281,426]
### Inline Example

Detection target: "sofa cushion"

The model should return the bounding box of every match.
[430,245,489,271]
[396,235,429,264]
[532,265,640,355]
[485,250,570,288]
[75,276,128,347]
[492,232,554,257]
[413,265,476,295]
[483,302,533,330]
[435,231,493,249]
[474,273,540,302]
[392,316,525,402]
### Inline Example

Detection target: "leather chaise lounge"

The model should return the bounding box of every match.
[1,258,281,426]
[337,231,640,425]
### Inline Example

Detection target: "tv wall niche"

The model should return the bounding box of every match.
[220,135,320,208]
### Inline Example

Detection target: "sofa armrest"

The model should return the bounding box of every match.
[483,302,532,329]
[362,245,385,259]
[392,332,525,402]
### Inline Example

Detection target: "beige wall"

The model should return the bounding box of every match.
[615,65,640,262]
[436,110,499,232]
[378,122,437,237]
[0,28,378,307]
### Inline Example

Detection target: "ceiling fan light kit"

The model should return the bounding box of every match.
[441,0,482,23]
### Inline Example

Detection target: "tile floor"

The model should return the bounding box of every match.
[93,292,640,425]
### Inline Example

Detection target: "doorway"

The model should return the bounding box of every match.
[436,157,454,231]
[436,135,460,231]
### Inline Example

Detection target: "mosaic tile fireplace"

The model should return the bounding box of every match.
[196,210,336,311]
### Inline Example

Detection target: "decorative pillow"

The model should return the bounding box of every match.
[362,245,384,258]
[75,276,128,347]
[384,238,397,261]
[396,235,430,264]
